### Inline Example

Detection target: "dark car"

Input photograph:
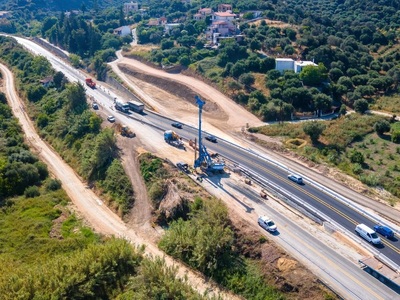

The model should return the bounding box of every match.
[171,122,183,129]
[92,103,99,110]
[374,225,395,238]
[176,162,189,173]
[205,135,217,143]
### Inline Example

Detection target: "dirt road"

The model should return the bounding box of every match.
[0,63,239,300]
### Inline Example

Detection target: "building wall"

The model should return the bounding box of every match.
[275,59,294,73]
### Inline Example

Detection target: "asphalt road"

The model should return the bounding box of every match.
[11,36,400,298]
[144,111,400,262]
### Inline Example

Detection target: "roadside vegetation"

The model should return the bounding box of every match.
[0,36,134,216]
[250,113,400,203]
[139,152,336,299]
[0,86,204,298]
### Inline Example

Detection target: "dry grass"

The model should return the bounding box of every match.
[370,95,400,113]
[253,73,270,96]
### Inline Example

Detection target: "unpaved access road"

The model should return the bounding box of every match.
[0,63,239,300]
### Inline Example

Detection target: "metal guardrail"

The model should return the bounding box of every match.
[227,160,400,275]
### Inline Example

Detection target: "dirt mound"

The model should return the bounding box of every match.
[118,64,223,114]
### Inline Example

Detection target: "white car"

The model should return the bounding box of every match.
[107,115,116,123]
[258,215,277,232]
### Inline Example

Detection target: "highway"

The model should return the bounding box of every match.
[146,111,400,261]
[10,36,400,298]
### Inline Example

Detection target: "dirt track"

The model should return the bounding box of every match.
[0,63,240,300]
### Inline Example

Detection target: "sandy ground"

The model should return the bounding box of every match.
[111,51,264,132]
[0,63,240,300]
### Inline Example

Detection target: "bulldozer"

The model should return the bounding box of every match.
[116,123,135,138]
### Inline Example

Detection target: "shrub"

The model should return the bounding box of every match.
[45,179,62,191]
[373,120,390,134]
[354,99,369,114]
[349,150,365,164]
[24,186,40,198]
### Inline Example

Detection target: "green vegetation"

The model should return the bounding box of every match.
[0,191,203,299]
[160,197,284,300]
[0,36,134,215]
[139,153,170,206]
[251,113,400,201]
[0,74,204,299]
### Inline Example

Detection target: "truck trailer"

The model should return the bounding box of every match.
[128,100,145,113]
[115,99,130,113]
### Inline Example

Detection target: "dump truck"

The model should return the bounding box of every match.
[128,100,145,113]
[164,130,184,148]
[115,99,130,113]
[85,78,96,89]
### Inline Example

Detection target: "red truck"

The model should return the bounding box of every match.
[85,78,96,89]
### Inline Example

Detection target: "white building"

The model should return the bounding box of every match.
[275,58,318,73]
[164,23,181,35]
[123,2,138,15]
[113,26,131,37]
[275,58,294,73]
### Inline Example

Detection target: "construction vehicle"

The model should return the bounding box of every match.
[128,100,145,113]
[115,99,130,113]
[193,96,225,172]
[85,78,96,89]
[115,123,135,138]
[164,130,184,148]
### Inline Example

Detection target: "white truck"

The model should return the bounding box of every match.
[115,99,130,113]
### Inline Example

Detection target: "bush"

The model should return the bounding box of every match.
[354,99,369,114]
[45,179,62,191]
[149,181,166,205]
[24,186,40,198]
[373,120,391,134]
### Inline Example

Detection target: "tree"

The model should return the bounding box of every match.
[53,71,65,89]
[329,68,343,82]
[179,55,190,67]
[337,76,353,90]
[349,150,365,164]
[66,83,87,113]
[259,57,275,73]
[373,120,391,135]
[227,80,242,96]
[313,93,332,116]
[303,121,326,144]
[238,73,255,86]
[339,104,347,116]
[299,63,328,86]
[249,39,261,52]
[354,99,369,114]
[27,85,47,102]
[230,61,247,78]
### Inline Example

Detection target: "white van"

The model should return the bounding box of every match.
[355,224,381,245]
[288,174,303,184]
